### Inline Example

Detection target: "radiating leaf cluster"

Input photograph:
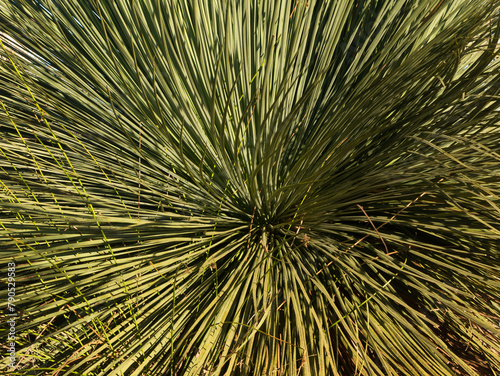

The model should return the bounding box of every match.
[1,0,500,375]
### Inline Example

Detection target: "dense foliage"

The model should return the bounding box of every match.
[1,0,500,375]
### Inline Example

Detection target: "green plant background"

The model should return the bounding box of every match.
[1,0,499,375]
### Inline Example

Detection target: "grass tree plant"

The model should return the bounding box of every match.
[1,0,500,375]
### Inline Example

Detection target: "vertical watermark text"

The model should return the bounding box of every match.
[6,262,17,369]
